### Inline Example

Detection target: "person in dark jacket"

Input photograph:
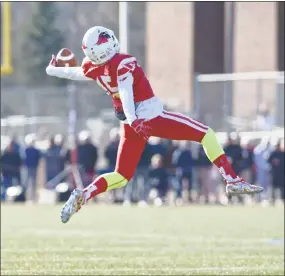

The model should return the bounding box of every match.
[103,128,121,202]
[224,134,244,175]
[267,139,285,204]
[104,128,120,173]
[241,140,256,185]
[196,144,213,204]
[44,135,66,188]
[24,135,42,202]
[0,142,23,200]
[150,138,168,160]
[148,154,169,205]
[10,135,23,186]
[77,131,98,187]
[10,135,22,156]
[172,141,194,204]
[224,134,244,204]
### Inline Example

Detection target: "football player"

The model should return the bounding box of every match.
[46,26,263,223]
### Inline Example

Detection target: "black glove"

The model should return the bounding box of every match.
[114,107,127,121]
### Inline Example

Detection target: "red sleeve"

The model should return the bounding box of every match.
[116,57,137,82]
[118,62,136,76]
[81,59,98,80]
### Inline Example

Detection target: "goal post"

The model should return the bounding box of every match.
[1,2,13,76]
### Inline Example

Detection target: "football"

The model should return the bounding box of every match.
[56,48,77,67]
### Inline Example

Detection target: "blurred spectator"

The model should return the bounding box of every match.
[163,140,178,171]
[224,134,244,175]
[0,142,23,200]
[224,134,244,204]
[255,103,274,131]
[54,134,67,173]
[163,140,179,199]
[196,144,212,204]
[44,135,67,188]
[10,135,22,155]
[148,154,169,205]
[77,131,98,187]
[103,128,120,202]
[267,139,284,204]
[64,136,80,190]
[172,141,194,204]
[239,140,252,184]
[23,134,42,202]
[10,135,23,186]
[241,140,256,185]
[65,136,79,166]
[104,128,120,173]
[253,137,272,201]
[124,142,153,206]
[150,138,168,160]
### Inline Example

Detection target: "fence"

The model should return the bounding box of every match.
[193,71,284,132]
[1,84,118,144]
[2,71,284,141]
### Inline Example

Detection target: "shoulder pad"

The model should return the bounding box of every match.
[81,57,91,66]
[117,56,137,78]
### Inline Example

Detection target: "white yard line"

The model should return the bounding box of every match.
[1,255,283,263]
[32,230,281,242]
[3,229,281,244]
[1,266,283,274]
[1,245,283,253]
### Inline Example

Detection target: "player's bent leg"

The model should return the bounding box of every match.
[85,172,128,199]
[60,172,128,224]
[61,125,146,223]
[149,111,263,196]
[201,127,263,195]
[61,189,87,224]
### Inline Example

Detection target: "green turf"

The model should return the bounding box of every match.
[1,203,284,275]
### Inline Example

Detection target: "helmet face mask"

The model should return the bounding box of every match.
[82,26,120,65]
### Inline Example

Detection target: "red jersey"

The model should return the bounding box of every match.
[82,54,155,107]
[46,52,164,124]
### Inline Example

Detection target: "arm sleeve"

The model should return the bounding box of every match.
[46,66,92,81]
[117,73,137,125]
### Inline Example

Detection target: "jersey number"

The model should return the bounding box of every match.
[97,76,118,93]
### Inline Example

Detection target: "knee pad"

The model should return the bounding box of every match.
[201,128,225,162]
[104,172,128,191]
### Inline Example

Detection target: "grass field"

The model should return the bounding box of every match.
[1,203,284,275]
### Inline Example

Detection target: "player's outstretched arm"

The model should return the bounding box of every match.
[46,55,92,81]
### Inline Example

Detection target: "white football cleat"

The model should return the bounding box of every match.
[226,178,264,196]
[61,189,86,223]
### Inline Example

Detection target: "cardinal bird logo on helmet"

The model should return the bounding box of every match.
[96,32,111,45]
